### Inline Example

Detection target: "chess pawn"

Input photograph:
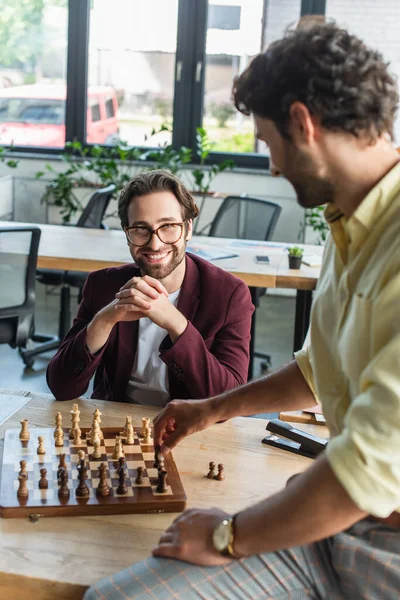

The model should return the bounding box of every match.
[39,468,48,489]
[17,473,29,498]
[55,428,64,447]
[19,460,28,478]
[135,466,144,485]
[19,419,30,441]
[214,463,225,481]
[207,461,216,479]
[54,412,63,438]
[96,463,110,497]
[126,421,134,445]
[112,435,124,460]
[37,436,46,455]
[92,438,101,459]
[77,450,86,464]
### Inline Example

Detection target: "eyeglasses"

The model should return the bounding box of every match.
[125,222,186,247]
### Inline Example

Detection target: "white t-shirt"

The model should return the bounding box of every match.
[126,288,181,407]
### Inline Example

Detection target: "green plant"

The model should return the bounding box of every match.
[209,102,235,128]
[35,125,235,224]
[192,127,234,194]
[0,146,19,169]
[304,206,329,244]
[287,246,304,257]
[36,140,142,223]
[142,125,192,174]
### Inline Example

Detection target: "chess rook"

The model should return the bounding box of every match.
[19,419,30,441]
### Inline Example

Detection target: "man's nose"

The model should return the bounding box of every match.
[270,159,281,177]
[148,232,165,250]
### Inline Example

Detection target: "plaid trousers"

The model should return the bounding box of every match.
[84,520,400,600]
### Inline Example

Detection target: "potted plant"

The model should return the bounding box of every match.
[287,246,304,269]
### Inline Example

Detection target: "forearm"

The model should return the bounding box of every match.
[213,360,316,420]
[234,454,366,556]
[86,312,115,354]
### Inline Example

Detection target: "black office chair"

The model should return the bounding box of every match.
[208,195,282,374]
[19,184,116,367]
[0,226,41,364]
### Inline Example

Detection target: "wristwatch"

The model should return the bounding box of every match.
[212,514,238,557]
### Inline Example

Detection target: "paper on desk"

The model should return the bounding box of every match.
[0,392,32,426]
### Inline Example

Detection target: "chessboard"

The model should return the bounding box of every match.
[0,426,186,518]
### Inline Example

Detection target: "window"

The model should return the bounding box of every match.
[105,98,115,118]
[91,103,101,123]
[87,0,178,147]
[0,0,68,148]
[0,0,322,166]
[202,0,302,156]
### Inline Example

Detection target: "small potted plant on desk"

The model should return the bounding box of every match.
[287,246,304,269]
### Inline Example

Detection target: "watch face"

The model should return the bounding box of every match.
[212,519,231,552]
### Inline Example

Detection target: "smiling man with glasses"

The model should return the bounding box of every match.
[47,170,254,406]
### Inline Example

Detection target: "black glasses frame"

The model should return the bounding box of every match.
[125,222,186,247]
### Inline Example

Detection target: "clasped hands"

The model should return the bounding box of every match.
[114,275,187,338]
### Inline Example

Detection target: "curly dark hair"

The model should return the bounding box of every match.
[233,23,398,142]
[118,170,199,229]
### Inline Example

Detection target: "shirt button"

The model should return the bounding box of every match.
[331,385,340,395]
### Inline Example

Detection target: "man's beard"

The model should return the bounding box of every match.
[134,245,186,280]
[291,175,334,209]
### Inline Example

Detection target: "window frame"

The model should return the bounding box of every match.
[1,0,327,168]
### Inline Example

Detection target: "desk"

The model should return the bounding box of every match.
[0,390,329,600]
[0,221,322,370]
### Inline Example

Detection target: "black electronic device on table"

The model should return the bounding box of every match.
[255,255,270,264]
[262,418,328,459]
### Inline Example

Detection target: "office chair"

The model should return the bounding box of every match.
[0,226,41,365]
[208,195,282,373]
[19,184,116,367]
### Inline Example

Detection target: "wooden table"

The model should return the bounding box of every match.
[0,390,329,600]
[0,221,322,370]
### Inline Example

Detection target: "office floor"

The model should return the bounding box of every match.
[0,285,295,417]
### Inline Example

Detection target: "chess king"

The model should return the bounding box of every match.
[85,22,400,600]
[47,170,254,406]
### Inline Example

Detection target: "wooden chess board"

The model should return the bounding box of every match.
[0,427,186,518]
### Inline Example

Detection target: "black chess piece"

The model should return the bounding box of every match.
[156,470,168,493]
[207,461,216,479]
[39,468,48,489]
[214,463,225,481]
[58,468,70,498]
[76,461,90,497]
[135,466,144,484]
[96,463,110,497]
[116,459,128,495]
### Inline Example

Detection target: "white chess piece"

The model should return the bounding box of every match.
[112,435,124,460]
[37,436,46,455]
[92,438,101,459]
[126,421,134,445]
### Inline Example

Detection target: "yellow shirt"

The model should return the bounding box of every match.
[295,161,400,518]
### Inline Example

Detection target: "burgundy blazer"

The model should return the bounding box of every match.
[47,253,254,403]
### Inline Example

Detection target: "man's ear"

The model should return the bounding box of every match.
[288,101,316,146]
[186,219,193,241]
